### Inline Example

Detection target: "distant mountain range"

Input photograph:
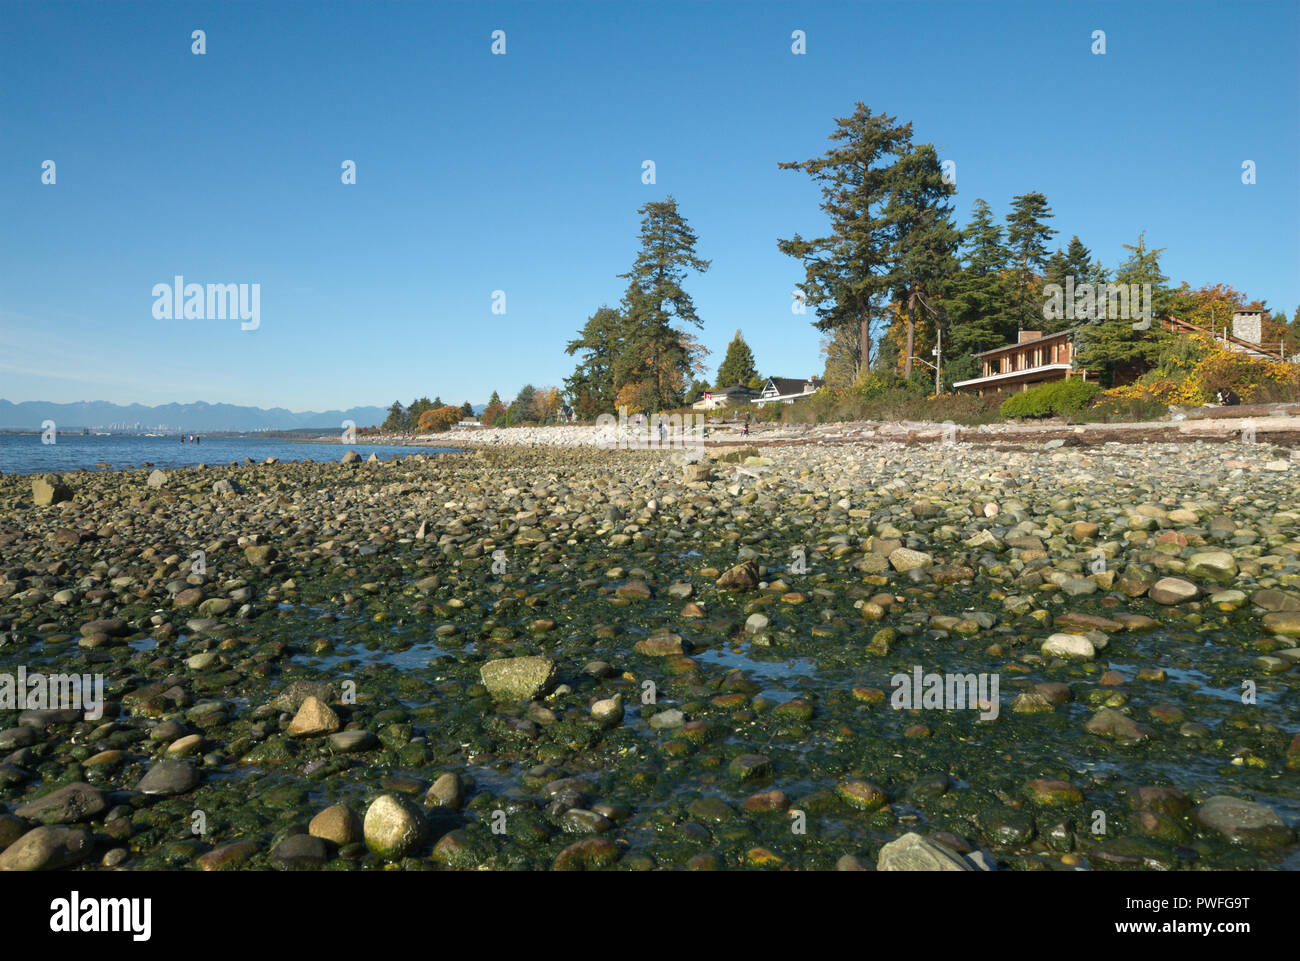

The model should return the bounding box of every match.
[0,399,403,432]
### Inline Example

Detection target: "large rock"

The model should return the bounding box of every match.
[1149,577,1199,605]
[272,833,329,870]
[244,544,278,566]
[634,633,688,656]
[1084,707,1151,744]
[877,832,975,871]
[310,803,362,846]
[341,449,361,464]
[1185,551,1237,583]
[425,773,464,810]
[1194,796,1293,847]
[716,561,759,590]
[135,760,199,796]
[480,656,555,700]
[1041,633,1096,660]
[0,826,92,871]
[683,464,714,483]
[272,680,336,713]
[146,469,168,488]
[31,474,72,507]
[14,782,108,825]
[196,840,259,871]
[1263,612,1300,639]
[888,548,933,573]
[288,696,341,737]
[79,617,129,638]
[363,794,425,860]
[590,694,624,726]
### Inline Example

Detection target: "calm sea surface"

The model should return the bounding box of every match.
[0,433,456,475]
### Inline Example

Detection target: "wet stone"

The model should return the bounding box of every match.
[0,825,92,871]
[1194,796,1293,847]
[14,782,108,825]
[877,832,974,871]
[135,760,199,796]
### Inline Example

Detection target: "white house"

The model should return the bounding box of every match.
[751,376,824,405]
[692,384,760,411]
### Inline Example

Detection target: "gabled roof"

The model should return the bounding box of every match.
[765,376,823,394]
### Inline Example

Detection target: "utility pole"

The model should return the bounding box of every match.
[910,291,944,394]
[934,325,942,395]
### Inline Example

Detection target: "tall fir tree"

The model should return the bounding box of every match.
[778,103,914,373]
[617,197,711,410]
[1005,192,1057,332]
[883,142,959,377]
[716,329,758,386]
[942,199,1016,376]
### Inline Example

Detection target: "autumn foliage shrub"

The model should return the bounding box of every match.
[1103,332,1300,406]
[417,405,463,433]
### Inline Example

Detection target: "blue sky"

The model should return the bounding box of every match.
[2,0,1297,413]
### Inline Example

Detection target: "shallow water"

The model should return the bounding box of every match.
[0,432,456,474]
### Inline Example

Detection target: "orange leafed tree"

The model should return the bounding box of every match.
[531,386,562,423]
[417,405,462,433]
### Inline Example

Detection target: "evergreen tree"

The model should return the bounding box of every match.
[487,391,501,407]
[778,103,914,373]
[1075,232,1172,382]
[616,197,711,410]
[564,305,626,416]
[1005,192,1057,332]
[943,199,1016,361]
[512,384,536,421]
[406,396,434,432]
[716,330,758,386]
[461,401,473,418]
[382,400,406,433]
[1041,236,1101,332]
[883,142,959,377]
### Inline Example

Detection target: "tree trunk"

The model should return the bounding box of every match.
[859,310,871,373]
[903,292,916,378]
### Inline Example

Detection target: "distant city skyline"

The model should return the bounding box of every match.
[2,0,1296,410]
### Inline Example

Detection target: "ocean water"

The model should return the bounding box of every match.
[0,433,456,475]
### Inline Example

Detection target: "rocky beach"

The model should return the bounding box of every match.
[1,434,1298,871]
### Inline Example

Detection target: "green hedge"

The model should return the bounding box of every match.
[1000,378,1102,419]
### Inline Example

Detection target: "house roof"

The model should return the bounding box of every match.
[766,376,823,394]
[707,384,758,395]
[972,329,1076,359]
